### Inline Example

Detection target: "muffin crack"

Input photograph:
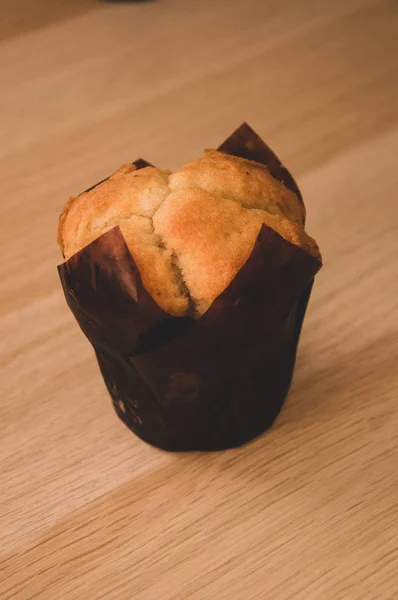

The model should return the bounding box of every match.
[150,223,197,317]
[169,250,197,318]
[148,189,198,317]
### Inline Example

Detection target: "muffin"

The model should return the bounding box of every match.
[58,124,322,451]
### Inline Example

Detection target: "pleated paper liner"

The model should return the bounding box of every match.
[58,124,322,451]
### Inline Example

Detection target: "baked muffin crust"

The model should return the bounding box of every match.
[58,151,320,316]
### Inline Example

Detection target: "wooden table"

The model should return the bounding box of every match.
[1,1,397,598]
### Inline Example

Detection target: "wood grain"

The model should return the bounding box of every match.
[1,0,397,598]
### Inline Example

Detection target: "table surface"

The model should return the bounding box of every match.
[1,1,398,598]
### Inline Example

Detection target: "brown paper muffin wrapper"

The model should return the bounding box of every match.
[58,124,322,451]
